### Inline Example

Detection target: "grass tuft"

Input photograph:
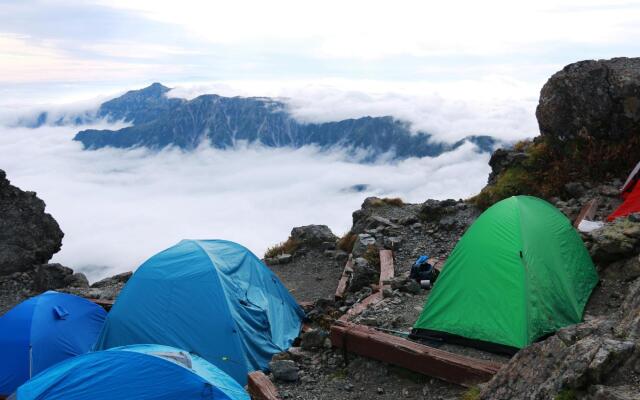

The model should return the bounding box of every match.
[337,232,357,253]
[264,237,299,258]
[461,387,481,400]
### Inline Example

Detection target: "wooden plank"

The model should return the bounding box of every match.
[247,371,281,400]
[338,291,382,322]
[378,250,394,291]
[330,320,502,388]
[573,198,599,228]
[335,255,353,300]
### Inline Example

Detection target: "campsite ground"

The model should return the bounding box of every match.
[266,200,505,399]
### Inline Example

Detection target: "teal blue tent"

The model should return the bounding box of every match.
[95,240,304,385]
[15,344,249,399]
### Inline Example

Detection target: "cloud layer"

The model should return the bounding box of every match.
[0,124,490,281]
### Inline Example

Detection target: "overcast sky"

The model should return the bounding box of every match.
[2,0,639,104]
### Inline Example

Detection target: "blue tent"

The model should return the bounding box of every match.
[14,344,249,400]
[0,291,106,396]
[95,239,305,384]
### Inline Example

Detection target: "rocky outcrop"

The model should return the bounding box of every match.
[0,170,64,275]
[290,225,338,249]
[537,57,640,143]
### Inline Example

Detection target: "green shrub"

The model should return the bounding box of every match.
[460,387,481,400]
[554,389,578,400]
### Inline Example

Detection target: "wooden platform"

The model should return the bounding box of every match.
[247,371,281,400]
[338,250,395,322]
[573,198,599,228]
[334,255,353,300]
[330,320,502,387]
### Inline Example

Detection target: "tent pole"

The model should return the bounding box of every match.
[29,345,32,378]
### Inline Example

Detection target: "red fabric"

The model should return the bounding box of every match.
[608,180,640,221]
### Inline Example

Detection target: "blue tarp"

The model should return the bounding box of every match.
[0,291,106,396]
[15,344,249,400]
[95,239,305,384]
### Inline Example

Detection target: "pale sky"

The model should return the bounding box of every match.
[2,0,639,101]
[1,0,639,141]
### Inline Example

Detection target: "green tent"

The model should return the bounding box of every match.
[412,196,598,353]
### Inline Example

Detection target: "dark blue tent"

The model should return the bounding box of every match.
[14,344,249,400]
[0,291,106,396]
[95,239,305,384]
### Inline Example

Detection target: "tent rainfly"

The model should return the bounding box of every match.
[0,291,106,396]
[412,196,598,354]
[13,344,249,400]
[94,239,305,385]
[608,160,640,221]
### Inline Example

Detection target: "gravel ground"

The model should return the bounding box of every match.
[268,250,344,303]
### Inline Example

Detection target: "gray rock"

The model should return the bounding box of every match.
[290,225,338,248]
[276,253,292,264]
[91,271,132,288]
[269,360,299,382]
[301,329,328,350]
[383,236,403,250]
[565,182,586,198]
[33,263,74,291]
[588,385,639,400]
[590,219,640,262]
[64,272,89,288]
[352,234,376,257]
[0,170,64,275]
[537,57,640,143]
[349,258,378,292]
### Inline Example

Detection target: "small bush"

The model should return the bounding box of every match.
[264,237,299,258]
[382,197,404,207]
[470,133,640,210]
[362,244,380,268]
[461,387,481,400]
[554,389,578,400]
[337,232,357,253]
[368,197,405,207]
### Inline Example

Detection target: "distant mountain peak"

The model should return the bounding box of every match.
[71,84,498,161]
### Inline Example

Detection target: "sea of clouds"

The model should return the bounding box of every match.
[0,123,491,281]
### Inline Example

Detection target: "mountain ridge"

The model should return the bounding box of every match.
[68,83,497,160]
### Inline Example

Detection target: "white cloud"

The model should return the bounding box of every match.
[0,124,490,281]
[94,0,640,59]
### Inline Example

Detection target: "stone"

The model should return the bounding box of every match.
[349,258,378,292]
[403,280,421,295]
[301,329,328,350]
[64,272,89,288]
[276,253,292,264]
[352,234,376,257]
[269,360,299,382]
[383,236,402,250]
[565,182,586,198]
[588,385,639,400]
[0,170,64,275]
[537,57,640,143]
[32,263,74,291]
[91,271,132,288]
[290,225,338,248]
[590,219,640,262]
[487,148,529,185]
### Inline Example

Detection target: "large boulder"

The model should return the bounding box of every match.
[537,57,640,143]
[290,225,338,248]
[0,170,63,275]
